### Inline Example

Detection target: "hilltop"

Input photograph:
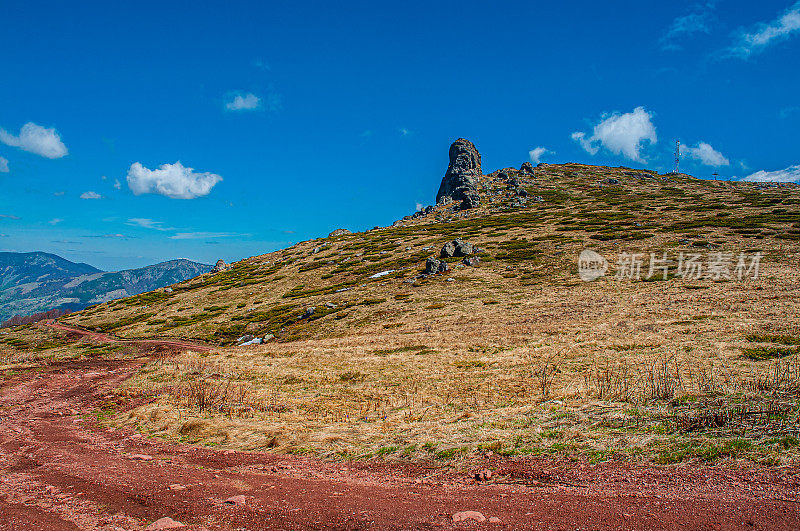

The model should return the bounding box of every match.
[3,139,800,464]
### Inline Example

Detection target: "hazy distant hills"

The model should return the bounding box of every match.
[0,252,212,322]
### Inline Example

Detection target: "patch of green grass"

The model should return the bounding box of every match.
[741,346,799,360]
[656,438,753,464]
[745,333,800,345]
[376,445,398,457]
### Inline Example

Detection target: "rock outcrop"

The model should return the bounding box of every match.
[328,228,351,238]
[212,259,230,273]
[436,138,482,208]
[519,161,535,175]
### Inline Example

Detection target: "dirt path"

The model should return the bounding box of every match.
[44,320,214,352]
[1,347,799,528]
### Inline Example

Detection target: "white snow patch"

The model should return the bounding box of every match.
[369,270,396,279]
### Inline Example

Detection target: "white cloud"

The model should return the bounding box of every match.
[683,142,730,166]
[743,165,800,183]
[660,2,716,51]
[126,161,222,199]
[126,218,174,231]
[113,179,121,190]
[80,191,102,199]
[529,146,553,164]
[169,232,238,240]
[0,156,8,173]
[0,122,68,159]
[415,202,424,211]
[49,218,63,225]
[0,214,20,219]
[399,128,411,136]
[225,92,261,111]
[727,2,800,58]
[780,106,800,118]
[571,107,657,162]
[570,132,598,155]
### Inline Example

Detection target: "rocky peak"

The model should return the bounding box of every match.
[436,138,482,207]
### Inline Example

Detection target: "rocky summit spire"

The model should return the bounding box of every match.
[436,138,482,208]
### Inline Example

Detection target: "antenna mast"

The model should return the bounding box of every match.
[673,140,681,174]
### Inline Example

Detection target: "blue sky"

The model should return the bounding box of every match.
[1,0,798,270]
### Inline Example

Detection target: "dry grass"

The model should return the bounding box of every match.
[6,163,800,464]
[110,266,800,463]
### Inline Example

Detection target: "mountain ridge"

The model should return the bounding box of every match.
[0,253,212,322]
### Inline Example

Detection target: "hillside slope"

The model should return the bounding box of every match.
[22,140,800,460]
[64,160,800,346]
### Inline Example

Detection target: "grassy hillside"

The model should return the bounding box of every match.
[4,162,800,464]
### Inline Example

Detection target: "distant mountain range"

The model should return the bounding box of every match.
[0,252,212,322]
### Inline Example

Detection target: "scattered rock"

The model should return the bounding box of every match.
[440,239,474,258]
[460,191,481,210]
[519,161,535,175]
[452,511,486,523]
[436,138,482,207]
[328,228,351,237]
[474,469,492,481]
[212,259,230,273]
[412,205,435,219]
[223,494,247,506]
[168,484,186,491]
[129,454,153,461]
[303,307,316,318]
[325,302,338,309]
[145,517,185,530]
[463,256,480,267]
[425,257,448,275]
[489,516,502,523]
[606,178,619,185]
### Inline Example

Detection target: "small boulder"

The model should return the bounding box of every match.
[303,307,316,318]
[441,241,457,258]
[463,257,480,267]
[519,161,535,175]
[441,239,474,258]
[606,178,620,185]
[452,511,486,523]
[129,454,153,461]
[223,494,247,506]
[328,228,351,238]
[489,516,502,523]
[145,517,185,530]
[474,469,492,481]
[425,257,448,275]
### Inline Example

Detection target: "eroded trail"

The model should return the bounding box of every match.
[1,359,799,530]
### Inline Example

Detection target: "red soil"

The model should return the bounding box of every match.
[0,327,798,529]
